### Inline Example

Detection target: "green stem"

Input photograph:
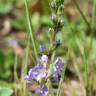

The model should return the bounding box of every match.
[22,37,30,96]
[24,0,38,62]
[84,0,96,95]
[72,0,91,29]
[14,53,18,96]
[56,46,70,96]
[90,0,96,51]
[87,0,96,95]
[83,52,88,96]
[47,52,55,95]
[88,0,96,55]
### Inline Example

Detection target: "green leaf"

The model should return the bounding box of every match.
[0,87,13,96]
[41,16,52,27]
[0,0,13,14]
[32,13,41,30]
[0,80,12,88]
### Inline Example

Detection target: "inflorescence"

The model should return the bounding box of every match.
[25,54,64,96]
[24,0,65,96]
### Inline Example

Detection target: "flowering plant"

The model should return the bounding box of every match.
[25,54,64,96]
[24,0,65,96]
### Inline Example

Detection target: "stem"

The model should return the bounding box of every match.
[56,46,70,96]
[87,0,96,95]
[68,19,84,86]
[83,51,88,96]
[84,0,96,95]
[90,0,96,51]
[14,53,18,96]
[72,0,91,29]
[47,52,55,93]
[47,0,65,95]
[24,0,38,62]
[22,37,30,96]
[92,0,96,32]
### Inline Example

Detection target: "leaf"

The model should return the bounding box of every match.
[41,16,52,27]
[0,87,13,96]
[32,13,41,30]
[0,0,13,14]
[0,80,12,88]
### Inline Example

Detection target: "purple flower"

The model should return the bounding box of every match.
[34,67,48,82]
[52,68,60,82]
[41,55,48,63]
[52,58,64,82]
[24,64,48,82]
[24,68,36,81]
[36,84,48,96]
[39,45,45,53]
[55,58,64,71]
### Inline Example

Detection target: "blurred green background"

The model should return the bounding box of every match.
[0,0,96,96]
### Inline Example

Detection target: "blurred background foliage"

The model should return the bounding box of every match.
[0,0,96,96]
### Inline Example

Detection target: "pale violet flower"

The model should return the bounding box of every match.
[36,84,48,96]
[41,55,48,63]
[25,64,48,82]
[39,45,45,53]
[52,58,64,82]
